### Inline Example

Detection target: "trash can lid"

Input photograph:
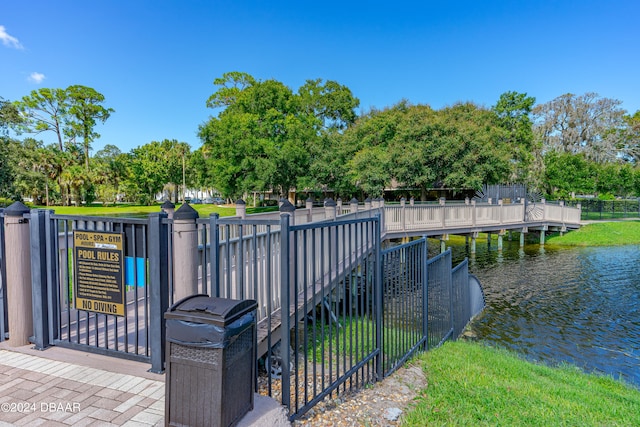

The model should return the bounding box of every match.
[168,295,257,323]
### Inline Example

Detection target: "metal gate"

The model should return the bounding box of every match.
[29,210,168,372]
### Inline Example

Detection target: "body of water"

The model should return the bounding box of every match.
[441,238,640,388]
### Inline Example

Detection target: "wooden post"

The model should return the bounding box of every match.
[471,199,477,227]
[235,199,246,219]
[161,200,175,219]
[470,232,477,254]
[280,199,296,225]
[336,198,342,215]
[349,198,359,214]
[172,203,199,301]
[324,198,336,220]
[520,227,527,247]
[4,202,33,347]
[364,198,371,210]
[498,230,505,251]
[306,197,314,222]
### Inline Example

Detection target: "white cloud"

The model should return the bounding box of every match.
[28,72,46,84]
[0,25,23,49]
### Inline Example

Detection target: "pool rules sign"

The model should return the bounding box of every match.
[73,231,126,316]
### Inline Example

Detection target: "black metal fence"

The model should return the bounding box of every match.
[12,208,483,421]
[567,199,640,220]
[381,238,427,376]
[475,184,529,203]
[279,215,381,418]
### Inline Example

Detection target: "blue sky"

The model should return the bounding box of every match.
[2,1,639,154]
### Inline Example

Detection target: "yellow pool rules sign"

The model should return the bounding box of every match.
[73,230,125,316]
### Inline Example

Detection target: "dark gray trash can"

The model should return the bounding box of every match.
[164,294,257,427]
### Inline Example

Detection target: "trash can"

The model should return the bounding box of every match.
[164,294,257,427]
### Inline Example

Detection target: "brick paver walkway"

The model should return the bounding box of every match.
[0,348,165,426]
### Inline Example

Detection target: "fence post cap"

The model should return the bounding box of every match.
[324,198,336,207]
[364,197,371,203]
[5,201,30,216]
[350,198,359,204]
[161,200,175,209]
[306,197,314,202]
[173,203,199,220]
[235,199,246,205]
[279,200,296,212]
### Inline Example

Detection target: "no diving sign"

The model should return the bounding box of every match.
[73,230,125,316]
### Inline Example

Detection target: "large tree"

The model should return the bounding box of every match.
[199,72,359,199]
[65,85,114,171]
[492,91,537,182]
[533,92,626,163]
[297,78,359,131]
[0,136,19,199]
[1,96,21,134]
[543,151,594,198]
[0,97,22,198]
[160,139,191,202]
[415,103,511,190]
[126,140,189,204]
[14,88,68,150]
[620,110,640,163]
[338,102,408,198]
[14,86,113,203]
[93,144,128,205]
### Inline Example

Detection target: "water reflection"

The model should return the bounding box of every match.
[439,238,640,388]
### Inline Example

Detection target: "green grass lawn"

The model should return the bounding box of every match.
[403,341,640,426]
[546,220,640,246]
[305,315,414,367]
[442,220,640,247]
[30,203,277,218]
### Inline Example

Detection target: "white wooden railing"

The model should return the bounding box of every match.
[239,198,582,236]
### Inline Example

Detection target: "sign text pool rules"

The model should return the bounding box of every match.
[73,230,125,316]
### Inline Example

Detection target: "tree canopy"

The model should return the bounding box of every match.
[533,92,626,163]
[199,72,360,199]
[2,77,640,206]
